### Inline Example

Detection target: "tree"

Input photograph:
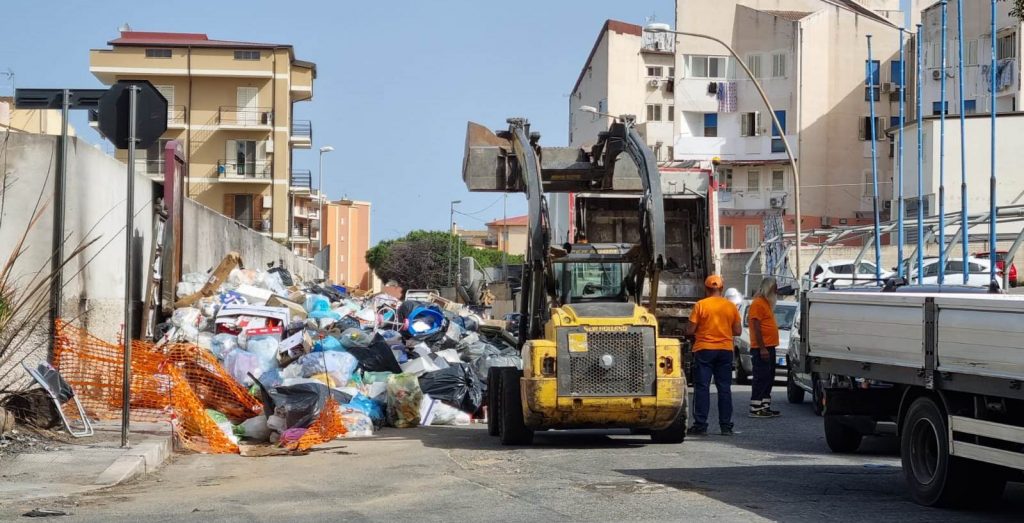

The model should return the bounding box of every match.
[1013,0,1024,23]
[366,230,524,289]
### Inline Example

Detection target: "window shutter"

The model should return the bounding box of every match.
[223,194,235,219]
[257,141,268,177]
[858,117,867,141]
[225,139,236,175]
[754,111,762,136]
[253,192,264,228]
[741,114,750,137]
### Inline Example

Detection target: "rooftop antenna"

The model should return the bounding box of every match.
[118,22,132,33]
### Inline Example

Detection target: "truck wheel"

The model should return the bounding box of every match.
[786,366,805,404]
[899,397,1005,507]
[824,415,862,453]
[734,349,751,385]
[498,368,533,446]
[650,412,687,444]
[811,375,825,416]
[487,366,501,437]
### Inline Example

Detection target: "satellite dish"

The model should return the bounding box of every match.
[118,22,132,33]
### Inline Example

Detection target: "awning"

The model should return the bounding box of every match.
[719,159,792,166]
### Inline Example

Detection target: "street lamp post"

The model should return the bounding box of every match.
[318,145,334,260]
[448,200,461,286]
[644,23,804,286]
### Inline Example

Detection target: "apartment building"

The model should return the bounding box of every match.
[569,20,677,161]
[322,199,372,290]
[89,31,316,244]
[673,0,920,249]
[0,97,77,136]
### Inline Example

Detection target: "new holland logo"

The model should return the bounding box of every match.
[581,326,630,332]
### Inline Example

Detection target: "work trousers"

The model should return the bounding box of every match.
[750,346,777,408]
[691,349,734,430]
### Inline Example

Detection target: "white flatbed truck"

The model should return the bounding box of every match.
[799,289,1024,506]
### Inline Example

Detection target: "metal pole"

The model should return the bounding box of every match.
[898,29,907,279]
[916,24,925,284]
[49,89,69,352]
[956,0,969,284]
[938,0,948,285]
[121,85,139,449]
[652,28,802,286]
[447,202,456,286]
[317,151,325,255]
[990,0,999,285]
[502,193,508,280]
[867,35,882,284]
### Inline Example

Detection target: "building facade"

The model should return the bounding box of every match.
[89,31,316,244]
[673,0,920,249]
[0,97,77,136]
[485,215,528,256]
[322,199,372,290]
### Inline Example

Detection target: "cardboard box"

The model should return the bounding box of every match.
[174,252,242,308]
[266,295,307,320]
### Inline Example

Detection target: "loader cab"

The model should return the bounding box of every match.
[555,261,628,303]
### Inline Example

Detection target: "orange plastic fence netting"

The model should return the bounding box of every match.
[52,320,344,454]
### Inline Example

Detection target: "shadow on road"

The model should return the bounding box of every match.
[376,425,649,450]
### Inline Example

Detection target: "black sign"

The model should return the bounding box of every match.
[97,80,168,150]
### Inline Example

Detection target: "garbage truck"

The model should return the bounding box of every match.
[462,116,687,445]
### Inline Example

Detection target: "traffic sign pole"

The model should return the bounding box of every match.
[121,85,139,449]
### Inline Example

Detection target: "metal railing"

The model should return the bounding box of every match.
[167,105,186,126]
[291,120,312,140]
[134,159,167,176]
[290,169,312,189]
[218,106,272,127]
[218,159,272,179]
[235,217,273,232]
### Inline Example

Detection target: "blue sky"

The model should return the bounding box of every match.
[1,0,672,244]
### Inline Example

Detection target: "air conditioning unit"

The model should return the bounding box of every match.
[769,197,784,209]
[881,82,893,93]
[932,69,942,80]
[648,78,661,88]
[261,111,273,125]
[820,216,832,227]
[883,200,893,211]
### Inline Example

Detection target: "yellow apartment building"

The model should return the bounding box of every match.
[89,31,316,244]
[322,199,372,290]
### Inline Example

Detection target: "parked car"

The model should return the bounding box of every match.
[786,313,824,415]
[908,257,1000,287]
[808,259,894,286]
[734,299,798,384]
[974,250,1017,287]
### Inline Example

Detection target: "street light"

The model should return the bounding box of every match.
[318,145,334,259]
[644,22,804,286]
[448,200,461,286]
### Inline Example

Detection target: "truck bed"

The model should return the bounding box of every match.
[805,290,1024,399]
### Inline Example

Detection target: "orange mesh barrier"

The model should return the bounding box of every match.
[288,395,346,451]
[52,321,276,454]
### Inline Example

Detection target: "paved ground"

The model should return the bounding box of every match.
[3,384,1021,522]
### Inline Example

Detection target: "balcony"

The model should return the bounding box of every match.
[234,217,272,234]
[218,106,273,130]
[167,106,187,128]
[133,159,167,179]
[290,120,312,148]
[717,189,790,211]
[293,205,319,220]
[289,169,312,193]
[674,134,798,162]
[218,159,272,182]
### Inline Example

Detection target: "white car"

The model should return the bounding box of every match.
[808,259,894,286]
[910,257,1000,287]
[734,300,799,384]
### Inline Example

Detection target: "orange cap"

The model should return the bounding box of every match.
[705,275,724,289]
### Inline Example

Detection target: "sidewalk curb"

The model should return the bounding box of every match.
[93,436,173,487]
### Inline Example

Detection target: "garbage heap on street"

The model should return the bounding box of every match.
[53,252,521,454]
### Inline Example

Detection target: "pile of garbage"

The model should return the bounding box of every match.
[164,255,522,450]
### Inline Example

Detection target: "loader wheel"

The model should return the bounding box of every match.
[487,366,501,437]
[498,368,533,446]
[650,412,687,444]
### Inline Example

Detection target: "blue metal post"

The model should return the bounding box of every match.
[989,0,998,283]
[956,0,969,283]
[916,23,925,285]
[867,35,882,284]
[938,0,948,284]
[898,28,906,279]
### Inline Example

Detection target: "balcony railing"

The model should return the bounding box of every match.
[167,105,186,126]
[235,217,272,233]
[218,106,273,127]
[291,120,312,141]
[218,159,272,179]
[134,159,167,176]
[290,169,312,189]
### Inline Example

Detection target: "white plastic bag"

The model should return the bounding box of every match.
[237,416,270,442]
[223,348,265,387]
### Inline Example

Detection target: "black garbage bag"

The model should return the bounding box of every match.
[418,363,483,414]
[268,266,294,287]
[346,334,403,373]
[253,380,352,430]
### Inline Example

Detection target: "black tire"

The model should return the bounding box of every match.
[498,368,533,446]
[811,375,825,416]
[487,366,501,437]
[650,411,688,444]
[824,415,863,453]
[900,397,1007,507]
[786,366,805,404]
[734,349,751,385]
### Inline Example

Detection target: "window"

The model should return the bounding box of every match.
[746,170,761,193]
[234,50,261,61]
[740,111,760,136]
[145,48,172,58]
[745,225,761,248]
[771,110,786,153]
[864,60,880,101]
[890,60,904,86]
[964,99,977,114]
[718,168,733,191]
[858,116,885,140]
[647,104,663,122]
[771,53,786,77]
[922,261,940,277]
[666,146,674,160]
[998,33,1017,60]
[863,172,875,197]
[668,66,675,77]
[965,40,979,66]
[932,101,949,115]
[703,113,718,137]
[647,66,664,77]
[746,54,763,79]
[771,170,785,191]
[856,262,879,275]
[831,264,855,275]
[688,55,727,79]
[668,105,675,122]
[719,226,734,249]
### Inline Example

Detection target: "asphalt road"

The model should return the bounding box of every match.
[4,384,1022,522]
